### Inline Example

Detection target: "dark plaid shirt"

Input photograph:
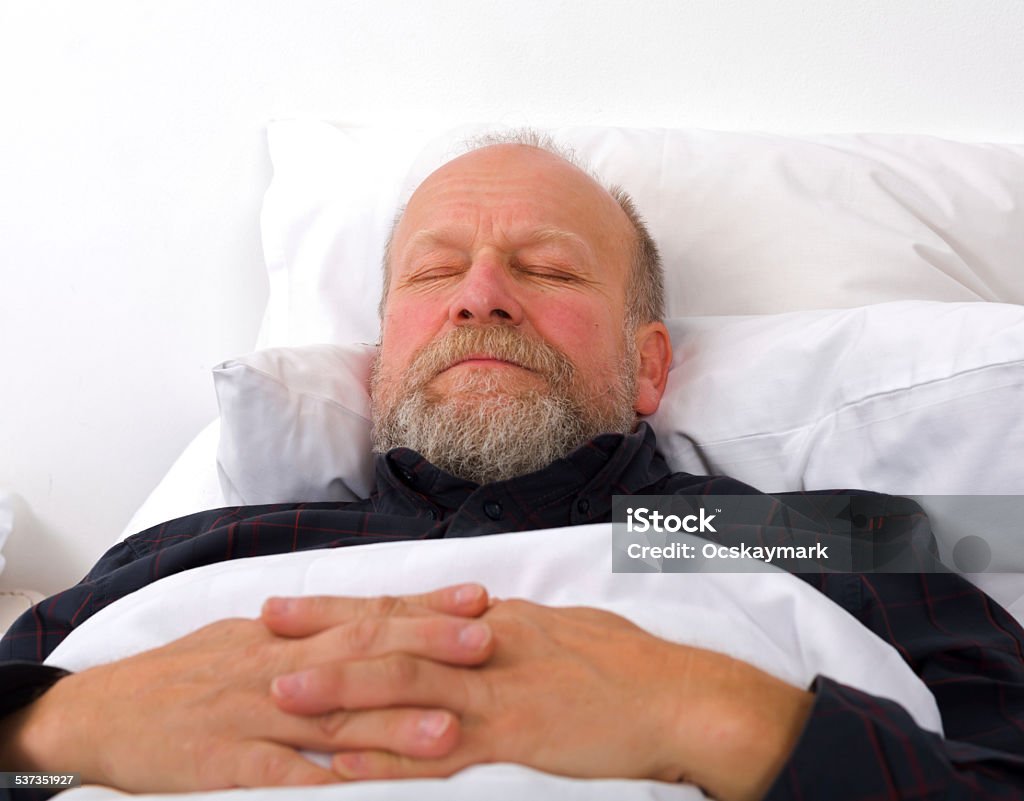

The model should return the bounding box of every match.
[2,423,1023,800]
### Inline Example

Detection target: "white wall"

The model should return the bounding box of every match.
[1,0,1023,595]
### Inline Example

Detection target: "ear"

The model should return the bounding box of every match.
[633,321,673,416]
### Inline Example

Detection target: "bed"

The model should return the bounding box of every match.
[36,122,1024,799]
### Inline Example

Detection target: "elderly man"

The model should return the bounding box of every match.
[2,139,1023,801]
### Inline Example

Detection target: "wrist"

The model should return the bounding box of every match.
[658,649,813,801]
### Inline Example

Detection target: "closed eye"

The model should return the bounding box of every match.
[407,265,466,283]
[517,264,579,282]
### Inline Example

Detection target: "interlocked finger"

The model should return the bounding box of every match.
[272,653,477,716]
[273,706,462,758]
[288,613,493,671]
[262,583,490,638]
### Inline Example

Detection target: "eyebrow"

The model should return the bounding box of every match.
[523,226,590,251]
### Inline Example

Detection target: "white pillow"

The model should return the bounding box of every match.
[0,490,14,576]
[258,121,1024,348]
[650,302,1024,495]
[214,344,376,507]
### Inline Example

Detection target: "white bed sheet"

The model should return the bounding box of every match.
[52,524,940,800]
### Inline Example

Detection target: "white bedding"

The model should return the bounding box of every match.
[51,524,940,800]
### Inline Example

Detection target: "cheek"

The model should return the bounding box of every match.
[534,304,622,372]
[380,303,442,367]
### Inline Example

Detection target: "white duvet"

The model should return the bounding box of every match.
[49,524,941,800]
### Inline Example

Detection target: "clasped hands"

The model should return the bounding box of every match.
[16,584,812,801]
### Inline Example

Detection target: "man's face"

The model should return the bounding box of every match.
[371,144,648,483]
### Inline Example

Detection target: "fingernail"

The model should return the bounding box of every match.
[417,711,451,740]
[454,584,483,605]
[271,672,305,698]
[458,622,490,650]
[263,597,294,616]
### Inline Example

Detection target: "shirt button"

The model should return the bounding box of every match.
[484,501,503,520]
[577,498,590,515]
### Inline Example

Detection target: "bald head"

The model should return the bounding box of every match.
[379,140,664,327]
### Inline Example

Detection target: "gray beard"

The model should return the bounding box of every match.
[371,327,638,485]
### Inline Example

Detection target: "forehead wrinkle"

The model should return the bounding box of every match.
[394,149,629,273]
[404,222,594,261]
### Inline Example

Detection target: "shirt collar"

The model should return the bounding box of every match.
[371,421,671,521]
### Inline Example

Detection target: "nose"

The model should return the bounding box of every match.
[449,253,524,326]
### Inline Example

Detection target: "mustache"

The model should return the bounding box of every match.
[402,326,576,387]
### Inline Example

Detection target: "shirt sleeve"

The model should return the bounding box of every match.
[0,662,70,718]
[0,502,309,665]
[764,571,1024,800]
[765,676,1024,800]
[0,539,140,665]
[0,664,70,801]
